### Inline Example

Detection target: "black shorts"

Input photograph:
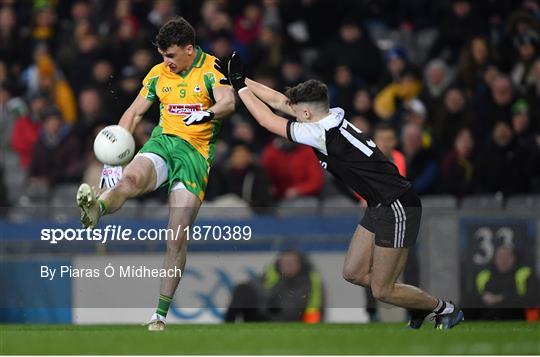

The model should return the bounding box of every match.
[360,189,422,248]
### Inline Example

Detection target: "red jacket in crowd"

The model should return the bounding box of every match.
[11,116,41,169]
[261,141,324,199]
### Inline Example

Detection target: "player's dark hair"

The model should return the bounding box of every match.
[284,79,329,107]
[155,17,196,50]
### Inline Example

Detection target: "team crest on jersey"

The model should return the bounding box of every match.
[204,72,216,87]
[167,103,203,115]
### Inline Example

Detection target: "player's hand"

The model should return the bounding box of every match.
[227,52,246,91]
[99,164,122,189]
[183,110,215,126]
[214,58,230,85]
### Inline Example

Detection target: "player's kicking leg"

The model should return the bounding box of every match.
[147,185,201,331]
[77,154,158,228]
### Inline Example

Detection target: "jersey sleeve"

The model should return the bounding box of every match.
[203,57,229,104]
[286,121,326,153]
[139,68,160,102]
[207,57,229,89]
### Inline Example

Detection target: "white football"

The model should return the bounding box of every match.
[93,125,135,165]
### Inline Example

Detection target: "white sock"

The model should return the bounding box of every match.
[151,313,166,323]
[433,299,455,315]
[441,302,455,315]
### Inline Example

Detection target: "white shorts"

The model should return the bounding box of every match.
[136,153,187,192]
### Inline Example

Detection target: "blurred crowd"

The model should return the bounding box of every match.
[1,0,539,212]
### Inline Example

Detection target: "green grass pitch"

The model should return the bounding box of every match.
[1,322,539,354]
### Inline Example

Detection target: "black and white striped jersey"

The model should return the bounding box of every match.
[286,107,411,207]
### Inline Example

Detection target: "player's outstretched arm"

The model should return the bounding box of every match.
[209,86,235,119]
[98,94,152,190]
[245,78,295,116]
[220,52,288,138]
[238,88,288,138]
[118,95,153,133]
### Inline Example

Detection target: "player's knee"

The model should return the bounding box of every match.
[118,172,144,193]
[342,266,369,287]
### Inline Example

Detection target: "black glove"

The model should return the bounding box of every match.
[227,52,246,91]
[214,58,230,85]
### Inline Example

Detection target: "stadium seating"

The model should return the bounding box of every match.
[460,194,504,210]
[505,194,540,210]
[420,195,458,209]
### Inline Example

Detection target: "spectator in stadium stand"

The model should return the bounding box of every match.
[512,99,537,150]
[428,0,485,65]
[73,87,108,154]
[473,74,516,144]
[115,66,142,120]
[374,68,423,121]
[373,124,407,177]
[402,98,428,129]
[225,249,324,323]
[400,123,439,195]
[109,17,144,73]
[524,58,540,130]
[261,0,281,30]
[90,58,119,112]
[10,92,49,170]
[22,47,77,124]
[510,99,540,191]
[28,107,82,192]
[131,48,155,77]
[474,245,540,320]
[314,19,383,86]
[432,87,474,150]
[55,0,93,56]
[1,83,27,153]
[209,31,236,59]
[329,64,357,114]
[351,87,378,125]
[59,28,102,95]
[0,5,32,72]
[376,46,409,89]
[198,3,233,44]
[246,25,282,71]
[497,6,540,73]
[438,127,475,197]
[31,5,58,53]
[402,98,435,159]
[473,120,534,195]
[261,137,324,200]
[510,34,539,95]
[206,142,273,211]
[145,0,176,37]
[228,116,266,154]
[234,2,262,46]
[277,55,307,89]
[419,59,453,121]
[457,36,495,92]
